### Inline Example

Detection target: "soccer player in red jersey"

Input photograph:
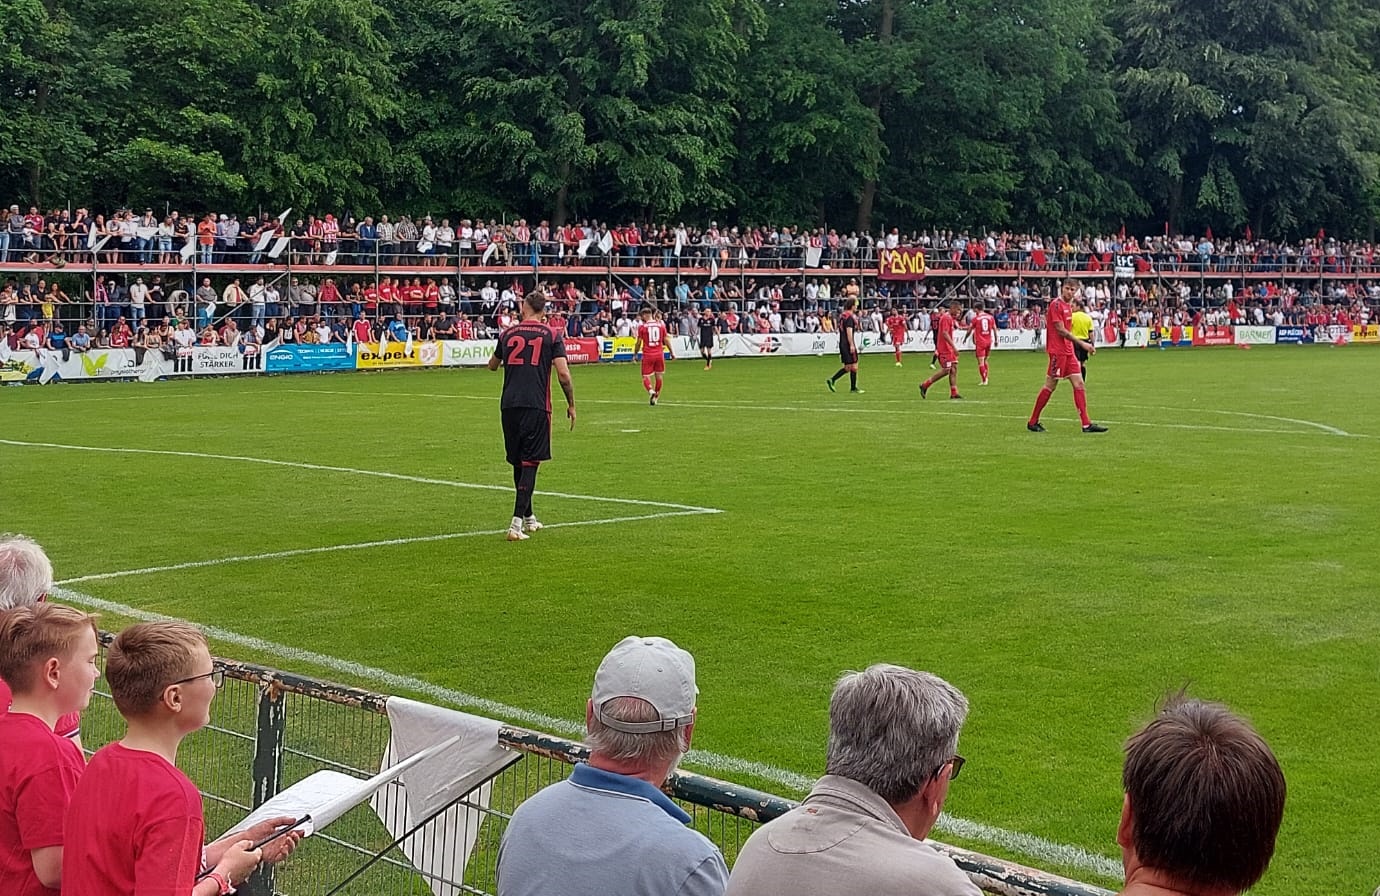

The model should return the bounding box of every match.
[826,297,863,393]
[633,305,675,405]
[918,299,964,400]
[488,291,577,541]
[884,306,909,365]
[970,304,997,385]
[62,622,301,896]
[0,603,97,896]
[1028,279,1107,433]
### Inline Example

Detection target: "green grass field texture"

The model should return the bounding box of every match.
[5,344,1378,896]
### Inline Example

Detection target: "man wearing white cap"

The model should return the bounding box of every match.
[497,636,728,896]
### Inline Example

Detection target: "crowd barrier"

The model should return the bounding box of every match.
[4,324,1377,383]
[73,635,1113,896]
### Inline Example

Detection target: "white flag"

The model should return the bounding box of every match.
[345,325,354,354]
[481,243,497,265]
[805,246,823,268]
[709,256,719,281]
[38,353,59,385]
[277,208,292,224]
[739,247,748,263]
[86,224,98,249]
[325,249,338,266]
[598,232,613,255]
[577,238,593,259]
[557,242,565,260]
[404,329,414,358]
[673,230,684,257]
[377,333,389,359]
[179,236,196,262]
[254,230,276,253]
[267,237,291,259]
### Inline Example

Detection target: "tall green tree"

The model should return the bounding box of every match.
[1113,0,1380,236]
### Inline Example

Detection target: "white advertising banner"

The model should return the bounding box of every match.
[190,345,254,376]
[1233,326,1277,345]
[438,340,498,367]
[1,348,140,383]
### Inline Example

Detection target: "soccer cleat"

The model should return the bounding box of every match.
[895,361,903,367]
[826,378,836,393]
[650,393,657,405]
[850,388,864,394]
[523,516,543,532]
[919,383,928,399]
[1082,423,1108,433]
[980,380,989,386]
[950,394,963,400]
[506,527,529,541]
[1027,422,1046,432]
[929,363,937,370]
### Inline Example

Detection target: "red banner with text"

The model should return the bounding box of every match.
[877,247,927,281]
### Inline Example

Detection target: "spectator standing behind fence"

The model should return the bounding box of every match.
[724,664,980,896]
[0,602,99,896]
[1115,696,1285,896]
[61,622,302,896]
[496,635,728,896]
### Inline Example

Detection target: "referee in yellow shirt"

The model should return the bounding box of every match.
[1070,294,1094,379]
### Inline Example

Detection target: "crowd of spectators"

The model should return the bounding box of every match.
[3,267,1376,359]
[5,202,1380,275]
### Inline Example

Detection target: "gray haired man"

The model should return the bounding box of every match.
[497,636,728,896]
[725,664,980,896]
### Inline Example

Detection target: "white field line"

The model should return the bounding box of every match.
[284,388,1359,438]
[52,584,1122,880]
[1118,404,1353,436]
[56,510,716,585]
[0,439,722,514]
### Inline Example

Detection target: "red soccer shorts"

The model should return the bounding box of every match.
[1047,353,1081,379]
[937,353,958,370]
[641,355,666,375]
[974,343,992,359]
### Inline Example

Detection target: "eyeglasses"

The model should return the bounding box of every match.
[171,665,225,689]
[935,754,965,781]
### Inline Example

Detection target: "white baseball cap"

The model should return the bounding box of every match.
[591,636,697,733]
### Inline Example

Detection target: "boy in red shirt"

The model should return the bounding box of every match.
[0,603,99,896]
[62,622,300,896]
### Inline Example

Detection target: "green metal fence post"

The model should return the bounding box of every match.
[244,680,286,896]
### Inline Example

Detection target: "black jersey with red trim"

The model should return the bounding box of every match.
[497,321,566,411]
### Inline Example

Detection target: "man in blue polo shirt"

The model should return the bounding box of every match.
[497,636,727,896]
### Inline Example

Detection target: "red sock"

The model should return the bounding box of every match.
[1030,388,1053,424]
[1073,387,1090,426]
[654,375,663,394]
[894,349,902,362]
[922,374,937,389]
[979,360,988,381]
[642,375,652,392]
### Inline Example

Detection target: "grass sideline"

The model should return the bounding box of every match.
[6,344,1379,895]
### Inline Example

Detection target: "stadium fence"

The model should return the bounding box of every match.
[81,641,1114,896]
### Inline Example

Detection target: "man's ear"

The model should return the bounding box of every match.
[1117,793,1134,850]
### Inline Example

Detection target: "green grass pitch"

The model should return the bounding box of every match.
[5,344,1378,895]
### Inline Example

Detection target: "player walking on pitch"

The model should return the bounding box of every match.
[970,304,997,384]
[885,306,909,365]
[488,290,577,540]
[827,297,864,393]
[634,305,674,403]
[1028,279,1107,433]
[918,299,964,400]
[697,306,717,369]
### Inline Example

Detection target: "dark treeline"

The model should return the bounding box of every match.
[3,0,1379,238]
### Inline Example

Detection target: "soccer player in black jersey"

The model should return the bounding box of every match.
[487,290,577,541]
[826,297,864,393]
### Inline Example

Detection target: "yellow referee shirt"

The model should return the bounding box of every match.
[1070,309,1093,341]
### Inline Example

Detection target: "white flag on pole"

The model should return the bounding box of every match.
[377,332,389,359]
[179,236,196,262]
[480,243,497,265]
[673,229,685,257]
[268,237,291,259]
[805,246,823,268]
[325,249,338,266]
[254,230,276,253]
[577,238,593,259]
[277,208,292,224]
[87,224,99,249]
[404,329,414,358]
[709,257,719,281]
[598,232,613,255]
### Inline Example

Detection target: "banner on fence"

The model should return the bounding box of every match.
[1234,326,1276,345]
[187,345,252,375]
[1351,324,1380,344]
[356,341,443,369]
[266,343,355,373]
[877,247,928,280]
[564,337,602,364]
[1275,326,1310,344]
[1191,325,1235,347]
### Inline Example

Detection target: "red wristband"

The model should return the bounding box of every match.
[206,870,236,895]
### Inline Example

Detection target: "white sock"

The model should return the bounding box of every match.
[511,516,523,530]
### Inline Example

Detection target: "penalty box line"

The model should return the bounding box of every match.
[0,439,723,514]
[56,509,716,586]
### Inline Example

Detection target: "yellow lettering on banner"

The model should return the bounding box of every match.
[877,248,926,279]
[354,342,444,369]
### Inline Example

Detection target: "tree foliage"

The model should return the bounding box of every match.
[1,0,1378,238]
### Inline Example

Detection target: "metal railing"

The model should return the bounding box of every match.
[82,645,1113,896]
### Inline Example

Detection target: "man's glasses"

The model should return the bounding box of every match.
[935,754,965,781]
[170,665,225,689]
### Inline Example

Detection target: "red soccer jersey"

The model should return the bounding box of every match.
[0,712,84,896]
[971,312,996,346]
[935,311,957,358]
[63,743,206,896]
[352,319,372,343]
[1047,298,1074,356]
[0,680,79,740]
[885,314,908,340]
[637,321,667,354]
